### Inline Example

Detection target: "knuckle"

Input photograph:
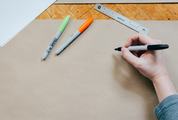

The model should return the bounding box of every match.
[156,40,162,44]
[122,53,127,59]
[135,61,143,69]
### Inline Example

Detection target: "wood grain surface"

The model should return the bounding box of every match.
[38,4,178,20]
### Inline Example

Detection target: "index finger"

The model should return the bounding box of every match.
[124,34,156,47]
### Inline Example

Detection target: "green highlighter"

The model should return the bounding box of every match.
[42,15,70,61]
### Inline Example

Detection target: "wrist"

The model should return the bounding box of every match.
[152,75,177,102]
[152,74,170,84]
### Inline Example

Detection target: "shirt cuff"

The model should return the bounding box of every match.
[155,94,178,120]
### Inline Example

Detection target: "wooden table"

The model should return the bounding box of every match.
[38,4,178,20]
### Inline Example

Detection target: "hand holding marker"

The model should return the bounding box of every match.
[41,15,70,61]
[115,44,169,51]
[55,17,94,56]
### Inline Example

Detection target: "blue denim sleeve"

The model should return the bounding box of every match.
[155,94,178,120]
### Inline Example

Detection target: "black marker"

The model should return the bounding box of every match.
[115,44,169,51]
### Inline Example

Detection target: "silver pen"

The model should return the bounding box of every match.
[55,17,94,56]
[41,15,70,61]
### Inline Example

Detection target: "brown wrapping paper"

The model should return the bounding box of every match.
[0,20,178,120]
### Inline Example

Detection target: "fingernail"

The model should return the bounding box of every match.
[121,47,126,52]
[121,48,126,56]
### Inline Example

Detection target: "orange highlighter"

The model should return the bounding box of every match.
[56,17,94,56]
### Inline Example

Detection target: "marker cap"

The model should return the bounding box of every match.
[147,44,169,50]
[78,17,94,33]
[59,15,70,32]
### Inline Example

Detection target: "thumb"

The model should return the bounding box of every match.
[121,47,140,67]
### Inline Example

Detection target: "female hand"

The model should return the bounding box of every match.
[121,34,176,102]
[121,34,168,82]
